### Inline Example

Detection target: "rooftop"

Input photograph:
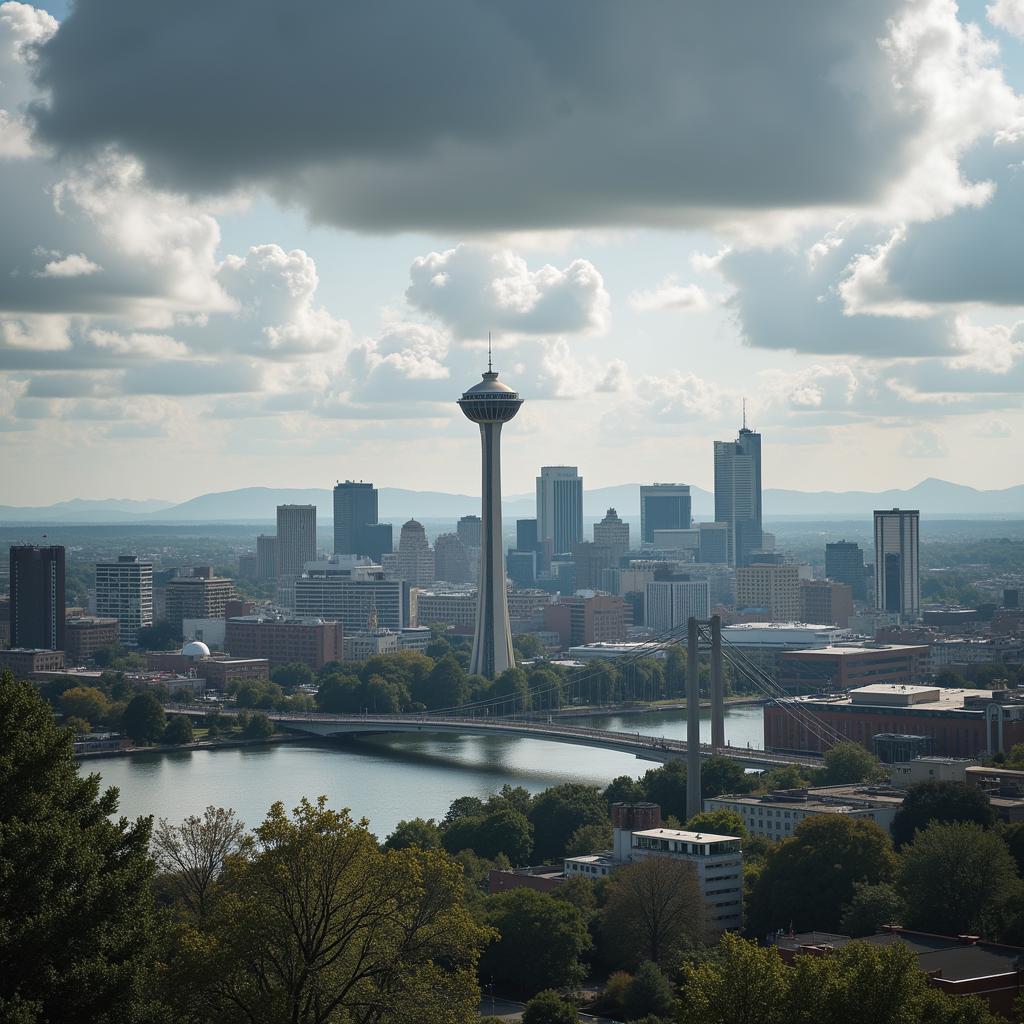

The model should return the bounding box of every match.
[632,827,741,844]
[783,685,999,713]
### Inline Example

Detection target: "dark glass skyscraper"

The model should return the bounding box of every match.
[874,508,920,618]
[714,423,763,567]
[640,484,692,545]
[10,545,65,650]
[333,481,389,558]
[825,540,867,602]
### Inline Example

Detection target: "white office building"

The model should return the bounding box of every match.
[874,508,920,620]
[645,579,711,632]
[536,466,584,555]
[95,555,153,645]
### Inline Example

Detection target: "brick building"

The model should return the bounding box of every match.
[777,642,929,694]
[164,567,236,632]
[64,616,119,663]
[225,616,343,669]
[735,563,801,620]
[799,579,854,627]
[766,683,1024,758]
[0,648,65,675]
[543,593,631,648]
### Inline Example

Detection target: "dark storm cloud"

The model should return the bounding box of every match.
[29,0,922,231]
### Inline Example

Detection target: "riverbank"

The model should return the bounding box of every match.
[75,733,307,761]
[550,696,765,719]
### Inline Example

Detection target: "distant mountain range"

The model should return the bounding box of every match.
[1,478,1022,524]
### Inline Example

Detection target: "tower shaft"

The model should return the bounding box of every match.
[470,420,515,677]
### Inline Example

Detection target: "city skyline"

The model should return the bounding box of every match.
[4,2,1024,504]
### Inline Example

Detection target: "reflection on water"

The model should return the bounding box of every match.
[94,704,765,838]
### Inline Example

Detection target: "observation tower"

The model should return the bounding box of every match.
[457,348,523,678]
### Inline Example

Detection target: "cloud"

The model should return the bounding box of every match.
[406,245,609,338]
[25,0,1016,234]
[629,279,711,314]
[900,427,948,458]
[988,0,1024,37]
[34,251,102,278]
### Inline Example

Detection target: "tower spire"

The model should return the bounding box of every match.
[488,331,493,374]
[742,397,747,430]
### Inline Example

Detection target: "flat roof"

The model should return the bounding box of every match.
[784,644,927,656]
[632,827,740,843]
[709,795,880,814]
[783,686,995,713]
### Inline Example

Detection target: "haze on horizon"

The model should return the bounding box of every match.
[2,0,1024,506]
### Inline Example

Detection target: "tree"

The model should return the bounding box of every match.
[899,822,1020,936]
[821,741,883,785]
[639,761,688,821]
[839,880,905,937]
[442,807,534,864]
[443,795,487,827]
[513,634,545,661]
[241,711,274,740]
[622,961,676,1022]
[135,619,182,650]
[481,888,591,996]
[121,690,167,745]
[59,685,111,727]
[163,714,194,745]
[152,806,249,919]
[746,816,897,935]
[1000,821,1024,876]
[679,932,789,1024]
[891,781,996,847]
[383,817,442,851]
[270,661,315,691]
[565,821,613,856]
[603,775,646,807]
[422,654,468,709]
[521,989,579,1024]
[686,808,748,839]
[168,797,490,1024]
[601,856,706,970]
[0,668,160,1022]
[316,672,362,713]
[701,755,753,798]
[529,783,609,861]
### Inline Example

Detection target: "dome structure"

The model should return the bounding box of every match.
[181,640,210,660]
[458,371,523,423]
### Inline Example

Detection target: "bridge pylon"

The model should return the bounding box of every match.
[686,617,701,820]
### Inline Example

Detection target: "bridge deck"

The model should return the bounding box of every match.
[167,705,821,769]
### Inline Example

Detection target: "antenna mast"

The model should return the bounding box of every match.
[742,397,747,430]
[488,331,493,373]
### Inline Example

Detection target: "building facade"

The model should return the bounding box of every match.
[456,515,482,549]
[95,554,153,645]
[536,466,583,555]
[640,484,692,546]
[225,616,343,669]
[164,567,235,632]
[713,424,763,567]
[333,480,379,557]
[777,642,929,693]
[543,594,631,648]
[0,648,65,674]
[593,507,630,561]
[825,540,868,602]
[799,579,854,627]
[294,574,410,633]
[388,519,435,586]
[874,508,920,619]
[65,616,119,663]
[434,533,472,584]
[735,563,801,620]
[276,504,317,577]
[645,580,712,633]
[256,534,278,581]
[9,544,65,652]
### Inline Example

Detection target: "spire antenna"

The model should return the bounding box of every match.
[742,397,747,430]
[488,331,493,373]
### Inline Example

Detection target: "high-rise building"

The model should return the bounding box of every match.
[799,579,854,627]
[276,504,317,577]
[536,466,583,555]
[735,563,800,620]
[506,550,537,587]
[572,541,618,591]
[256,534,278,581]
[874,508,920,619]
[516,518,539,553]
[95,554,153,644]
[294,572,410,633]
[644,580,711,633]
[697,522,730,564]
[434,533,472,584]
[594,507,630,562]
[165,567,236,632]
[389,519,436,586]
[640,484,692,546]
[360,523,393,562]
[543,593,631,647]
[333,481,383,557]
[459,361,523,677]
[9,545,65,651]
[224,616,344,669]
[456,515,482,550]
[825,540,868,602]
[714,422,763,567]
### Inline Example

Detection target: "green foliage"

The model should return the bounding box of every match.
[701,755,755,798]
[564,821,613,857]
[622,961,676,1022]
[601,856,706,971]
[241,711,274,740]
[746,815,897,935]
[442,807,534,864]
[481,888,590,996]
[1000,821,1024,875]
[513,633,545,660]
[521,989,579,1024]
[839,880,905,937]
[899,821,1021,937]
[442,795,487,827]
[316,672,362,712]
[638,760,688,821]
[121,690,167,745]
[135,619,182,650]
[269,661,315,691]
[528,783,609,861]
[383,817,442,851]
[891,781,996,848]
[821,742,883,785]
[685,808,747,840]
[603,774,646,806]
[0,668,160,1022]
[59,685,111,727]
[163,714,194,745]
[755,763,812,792]
[166,797,490,1022]
[422,654,468,709]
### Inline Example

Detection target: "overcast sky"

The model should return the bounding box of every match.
[2,0,1024,504]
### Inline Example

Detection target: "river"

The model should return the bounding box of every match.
[93,704,765,838]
